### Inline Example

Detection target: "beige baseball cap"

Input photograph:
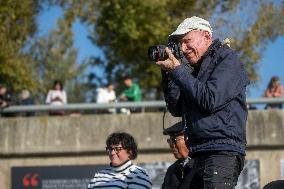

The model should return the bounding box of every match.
[169,16,212,37]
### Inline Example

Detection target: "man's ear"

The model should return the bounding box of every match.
[203,31,212,41]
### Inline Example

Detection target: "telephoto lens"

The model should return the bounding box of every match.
[148,45,168,62]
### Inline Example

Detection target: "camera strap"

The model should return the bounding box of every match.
[162,106,168,135]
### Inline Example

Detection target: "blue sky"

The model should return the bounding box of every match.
[37,6,284,99]
[249,37,284,98]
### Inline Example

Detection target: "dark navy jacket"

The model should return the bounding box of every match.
[162,158,194,189]
[162,39,250,155]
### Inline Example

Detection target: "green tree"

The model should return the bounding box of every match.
[0,0,40,92]
[213,1,284,85]
[4,0,283,102]
[53,0,284,99]
[30,16,86,102]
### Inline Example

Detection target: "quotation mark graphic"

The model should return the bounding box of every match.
[22,173,39,187]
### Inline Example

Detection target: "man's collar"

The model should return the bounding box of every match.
[202,39,222,58]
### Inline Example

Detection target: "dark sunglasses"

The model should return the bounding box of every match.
[167,136,184,144]
[105,146,124,153]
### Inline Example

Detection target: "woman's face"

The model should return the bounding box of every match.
[107,143,130,167]
[54,83,61,90]
[273,80,280,88]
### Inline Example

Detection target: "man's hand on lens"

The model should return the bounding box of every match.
[156,47,180,71]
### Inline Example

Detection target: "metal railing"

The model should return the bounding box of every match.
[1,97,284,113]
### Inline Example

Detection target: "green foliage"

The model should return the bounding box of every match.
[0,1,88,103]
[86,0,242,98]
[29,16,86,102]
[214,1,284,85]
[2,0,284,103]
[86,0,284,98]
[0,0,40,92]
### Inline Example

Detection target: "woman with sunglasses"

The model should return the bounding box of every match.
[87,132,152,189]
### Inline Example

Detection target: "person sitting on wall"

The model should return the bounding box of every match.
[120,76,142,113]
[0,84,14,117]
[96,83,116,114]
[0,84,12,109]
[45,80,67,115]
[264,76,284,109]
[18,89,35,116]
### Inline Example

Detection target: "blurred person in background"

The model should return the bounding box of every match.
[120,76,142,113]
[162,121,194,189]
[45,80,67,115]
[87,132,152,189]
[19,89,34,105]
[264,76,284,109]
[18,89,35,116]
[0,84,12,109]
[96,83,116,114]
[0,84,14,117]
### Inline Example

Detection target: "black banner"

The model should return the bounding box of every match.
[11,165,107,189]
[11,160,260,189]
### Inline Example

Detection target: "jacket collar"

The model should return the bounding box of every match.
[202,39,222,58]
[196,39,222,78]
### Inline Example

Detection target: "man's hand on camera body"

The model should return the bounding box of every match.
[156,47,180,71]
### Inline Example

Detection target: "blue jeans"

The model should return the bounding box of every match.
[180,151,244,189]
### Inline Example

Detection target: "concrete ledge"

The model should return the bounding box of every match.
[247,110,284,145]
[1,110,284,188]
[0,113,180,155]
[0,110,284,155]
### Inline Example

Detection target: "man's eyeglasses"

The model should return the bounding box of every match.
[106,146,124,153]
[167,136,184,144]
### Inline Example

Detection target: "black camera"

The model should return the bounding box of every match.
[148,42,184,62]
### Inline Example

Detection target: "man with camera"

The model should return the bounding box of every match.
[155,16,249,188]
[162,121,194,189]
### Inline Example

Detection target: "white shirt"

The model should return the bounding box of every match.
[96,88,116,104]
[45,90,67,105]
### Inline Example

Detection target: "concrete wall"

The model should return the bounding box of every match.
[0,114,180,155]
[1,110,284,188]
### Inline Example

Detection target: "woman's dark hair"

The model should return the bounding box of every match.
[52,80,63,90]
[267,76,280,89]
[106,132,138,160]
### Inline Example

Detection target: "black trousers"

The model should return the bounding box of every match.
[179,151,244,189]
